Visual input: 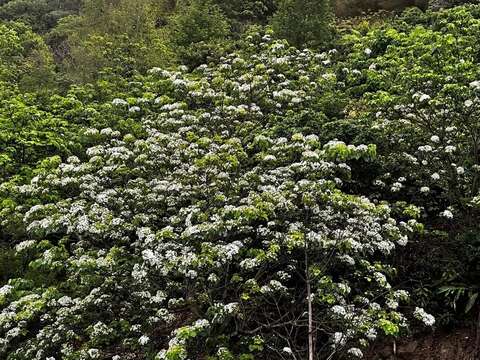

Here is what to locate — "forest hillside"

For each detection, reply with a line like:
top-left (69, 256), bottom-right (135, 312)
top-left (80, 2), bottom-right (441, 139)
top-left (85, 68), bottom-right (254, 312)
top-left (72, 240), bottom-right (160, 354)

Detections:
top-left (0, 0), bottom-right (480, 359)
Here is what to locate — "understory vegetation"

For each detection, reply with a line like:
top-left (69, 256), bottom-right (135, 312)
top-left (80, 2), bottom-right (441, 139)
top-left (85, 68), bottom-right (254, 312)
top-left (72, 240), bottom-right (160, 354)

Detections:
top-left (0, 0), bottom-right (479, 359)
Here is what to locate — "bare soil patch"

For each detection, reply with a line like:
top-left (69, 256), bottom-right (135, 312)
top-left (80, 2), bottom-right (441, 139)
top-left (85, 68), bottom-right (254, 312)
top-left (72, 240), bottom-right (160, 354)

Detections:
top-left (366, 328), bottom-right (478, 360)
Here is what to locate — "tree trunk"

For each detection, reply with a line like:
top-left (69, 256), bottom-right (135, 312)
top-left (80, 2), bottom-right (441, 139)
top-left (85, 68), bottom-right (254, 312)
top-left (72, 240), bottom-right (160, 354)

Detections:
top-left (305, 248), bottom-right (314, 360)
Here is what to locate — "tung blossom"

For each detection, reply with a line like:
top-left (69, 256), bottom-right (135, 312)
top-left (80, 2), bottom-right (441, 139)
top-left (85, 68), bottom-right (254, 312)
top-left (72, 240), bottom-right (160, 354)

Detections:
top-left (469, 80), bottom-right (480, 89)
top-left (413, 307), bottom-right (435, 326)
top-left (138, 335), bottom-right (150, 345)
top-left (420, 186), bottom-right (430, 194)
top-left (348, 348), bottom-right (364, 358)
top-left (445, 145), bottom-right (456, 153)
top-left (418, 93), bottom-right (431, 102)
top-left (112, 98), bottom-right (127, 106)
top-left (440, 209), bottom-right (453, 219)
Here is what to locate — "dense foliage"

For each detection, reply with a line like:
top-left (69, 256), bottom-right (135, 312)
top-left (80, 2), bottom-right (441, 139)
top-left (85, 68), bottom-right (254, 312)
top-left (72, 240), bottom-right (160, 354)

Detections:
top-left (0, 1), bottom-right (479, 359)
top-left (272, 0), bottom-right (334, 48)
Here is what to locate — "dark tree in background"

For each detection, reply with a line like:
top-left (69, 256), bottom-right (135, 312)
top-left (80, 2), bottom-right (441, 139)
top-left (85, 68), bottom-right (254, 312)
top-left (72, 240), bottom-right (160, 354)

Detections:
top-left (271, 0), bottom-right (334, 48)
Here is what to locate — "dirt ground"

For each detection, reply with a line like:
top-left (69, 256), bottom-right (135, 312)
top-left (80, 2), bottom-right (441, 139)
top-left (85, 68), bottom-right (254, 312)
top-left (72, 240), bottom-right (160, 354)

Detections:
top-left (365, 328), bottom-right (478, 360)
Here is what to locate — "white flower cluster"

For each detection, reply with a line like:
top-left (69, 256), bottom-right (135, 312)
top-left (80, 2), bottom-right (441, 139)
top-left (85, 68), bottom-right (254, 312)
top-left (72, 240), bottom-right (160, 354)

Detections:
top-left (413, 307), bottom-right (435, 327)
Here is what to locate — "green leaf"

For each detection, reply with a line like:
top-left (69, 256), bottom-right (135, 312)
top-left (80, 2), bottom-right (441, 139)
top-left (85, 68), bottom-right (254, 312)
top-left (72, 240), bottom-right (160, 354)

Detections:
top-left (465, 292), bottom-right (478, 314)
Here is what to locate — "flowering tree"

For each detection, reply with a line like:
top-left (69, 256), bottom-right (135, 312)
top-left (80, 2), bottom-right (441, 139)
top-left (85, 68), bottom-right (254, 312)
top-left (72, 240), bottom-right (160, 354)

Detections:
top-left (337, 5), bottom-right (480, 318)
top-left (0, 32), bottom-right (429, 359)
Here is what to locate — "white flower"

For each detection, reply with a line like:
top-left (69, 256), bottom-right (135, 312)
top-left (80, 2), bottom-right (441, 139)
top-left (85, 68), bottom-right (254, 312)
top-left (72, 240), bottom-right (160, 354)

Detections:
top-left (193, 319), bottom-right (209, 329)
top-left (302, 150), bottom-right (319, 159)
top-left (283, 347), bottom-right (293, 354)
top-left (148, 67), bottom-right (162, 74)
top-left (413, 307), bottom-right (435, 326)
top-left (223, 241), bottom-right (243, 260)
top-left (132, 264), bottom-right (147, 281)
top-left (92, 322), bottom-right (111, 337)
top-left (464, 99), bottom-right (473, 107)
top-left (331, 305), bottom-right (347, 316)
top-left (337, 283), bottom-right (351, 295)
top-left (469, 80), bottom-right (480, 89)
top-left (445, 145), bottom-right (456, 153)
top-left (386, 298), bottom-right (399, 309)
top-left (374, 272), bottom-right (388, 287)
top-left (57, 296), bottom-right (73, 306)
top-left (88, 349), bottom-right (100, 359)
top-left (365, 328), bottom-right (377, 341)
top-left (348, 347), bottom-right (364, 358)
top-left (391, 182), bottom-right (403, 192)
top-left (420, 186), bottom-right (430, 194)
top-left (338, 254), bottom-right (355, 265)
top-left (430, 135), bottom-right (440, 143)
top-left (240, 258), bottom-right (259, 270)
top-left (419, 94), bottom-right (431, 102)
top-left (397, 235), bottom-right (408, 246)
top-left (15, 240), bottom-right (36, 252)
top-left (457, 167), bottom-right (465, 175)
top-left (440, 209), bottom-right (453, 219)
top-left (224, 302), bottom-right (239, 314)
top-left (263, 154), bottom-right (277, 162)
top-left (418, 145), bottom-right (433, 152)
top-left (67, 155), bottom-right (80, 164)
top-left (216, 347), bottom-right (231, 357)
top-left (333, 332), bottom-right (346, 346)
top-left (138, 335), bottom-right (150, 345)
top-left (186, 270), bottom-right (197, 279)
top-left (156, 349), bottom-right (167, 359)
top-left (6, 327), bottom-right (21, 340)
top-left (0, 285), bottom-right (13, 296)
top-left (261, 280), bottom-right (287, 294)
top-left (100, 127), bottom-right (113, 136)
top-left (142, 249), bottom-right (160, 267)
top-left (112, 98), bottom-right (127, 106)
top-left (377, 240), bottom-right (395, 254)
top-left (431, 173), bottom-right (440, 180)
top-left (129, 106), bottom-right (141, 113)
top-left (364, 48), bottom-right (372, 56)
top-left (208, 273), bottom-right (219, 283)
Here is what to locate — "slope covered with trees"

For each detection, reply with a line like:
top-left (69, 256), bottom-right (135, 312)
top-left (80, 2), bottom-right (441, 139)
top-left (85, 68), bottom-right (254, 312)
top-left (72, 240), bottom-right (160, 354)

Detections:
top-left (0, 1), bottom-right (479, 359)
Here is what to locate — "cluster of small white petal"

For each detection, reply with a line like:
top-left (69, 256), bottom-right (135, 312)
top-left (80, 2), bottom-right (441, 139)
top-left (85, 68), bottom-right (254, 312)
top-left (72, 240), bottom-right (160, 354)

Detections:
top-left (413, 307), bottom-right (435, 327)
